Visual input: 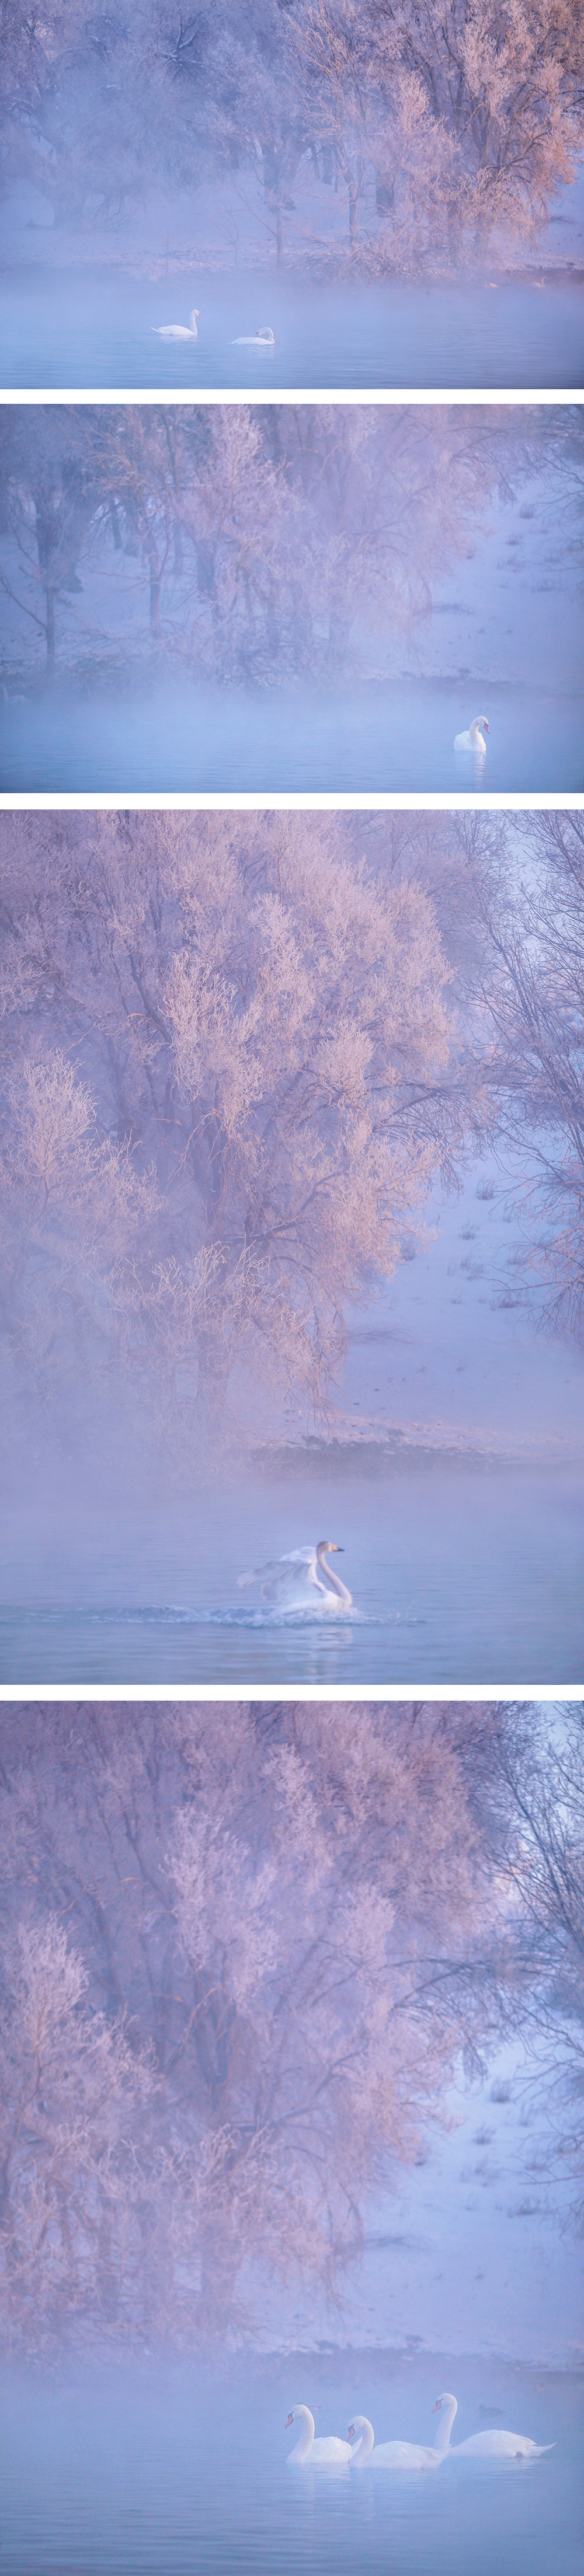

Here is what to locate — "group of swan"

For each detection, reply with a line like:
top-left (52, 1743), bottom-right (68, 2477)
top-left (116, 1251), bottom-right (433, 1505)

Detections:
top-left (238, 1538), bottom-right (353, 1611)
top-left (151, 310), bottom-right (276, 346)
top-left (454, 715), bottom-right (489, 754)
top-left (285, 2396), bottom-right (552, 2469)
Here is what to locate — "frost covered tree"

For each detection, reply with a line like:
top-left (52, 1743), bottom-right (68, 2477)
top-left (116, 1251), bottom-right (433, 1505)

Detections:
top-left (2, 399), bottom-right (554, 684)
top-left (0, 1698), bottom-right (511, 2347)
top-left (471, 812), bottom-right (584, 1345)
top-left (0, 1914), bottom-right (156, 2341)
top-left (0, 809), bottom-right (462, 1434)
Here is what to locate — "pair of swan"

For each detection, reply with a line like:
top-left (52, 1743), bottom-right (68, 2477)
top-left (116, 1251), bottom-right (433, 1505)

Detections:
top-left (454, 715), bottom-right (489, 754)
top-left (286, 2396), bottom-right (552, 2469)
top-left (151, 313), bottom-right (276, 346)
top-left (238, 1538), bottom-right (353, 1610)
top-left (152, 309), bottom-right (200, 340)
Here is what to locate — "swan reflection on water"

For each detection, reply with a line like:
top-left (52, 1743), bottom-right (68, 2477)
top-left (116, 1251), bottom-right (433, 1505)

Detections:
top-left (286, 2393), bottom-right (553, 2472)
top-left (237, 1537), bottom-right (353, 1611)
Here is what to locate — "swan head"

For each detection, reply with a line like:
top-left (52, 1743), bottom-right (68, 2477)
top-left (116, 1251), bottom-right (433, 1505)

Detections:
top-left (317, 1538), bottom-right (343, 1555)
top-left (286, 2406), bottom-right (311, 2427)
top-left (432, 2392), bottom-right (456, 2409)
top-left (189, 309), bottom-right (200, 325)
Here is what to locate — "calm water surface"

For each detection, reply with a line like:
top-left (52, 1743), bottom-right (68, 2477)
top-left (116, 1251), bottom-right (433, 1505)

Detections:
top-left (1, 1467), bottom-right (582, 1683)
top-left (1, 681), bottom-right (581, 793)
top-left (0, 2363), bottom-right (579, 2576)
top-left (1, 267), bottom-right (582, 387)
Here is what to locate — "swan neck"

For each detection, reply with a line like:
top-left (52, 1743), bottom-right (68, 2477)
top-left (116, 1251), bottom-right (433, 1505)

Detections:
top-left (434, 2398), bottom-right (457, 2452)
top-left (291, 2407), bottom-right (314, 2458)
top-left (317, 1545), bottom-right (348, 1601)
top-left (351, 2420), bottom-right (374, 2463)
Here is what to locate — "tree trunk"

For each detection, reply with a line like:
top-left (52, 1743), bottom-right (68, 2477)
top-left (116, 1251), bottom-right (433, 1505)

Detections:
top-left (46, 588), bottom-right (55, 671)
top-left (147, 542), bottom-right (162, 639)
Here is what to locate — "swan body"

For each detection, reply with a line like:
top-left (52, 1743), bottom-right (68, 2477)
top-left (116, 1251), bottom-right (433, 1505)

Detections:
top-left (348, 2396), bottom-right (457, 2470)
top-left (454, 716), bottom-right (489, 753)
top-left (432, 2393), bottom-right (553, 2460)
top-left (152, 308), bottom-right (200, 340)
top-left (232, 326), bottom-right (275, 345)
top-left (286, 2406), bottom-right (353, 2466)
top-left (238, 1539), bottom-right (353, 1610)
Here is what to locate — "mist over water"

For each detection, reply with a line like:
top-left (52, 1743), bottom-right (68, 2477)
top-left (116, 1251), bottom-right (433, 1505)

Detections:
top-left (1, 679), bottom-right (581, 794)
top-left (1, 1458), bottom-right (582, 1684)
top-left (1, 266), bottom-right (582, 390)
top-left (0, 2360), bottom-right (580, 2576)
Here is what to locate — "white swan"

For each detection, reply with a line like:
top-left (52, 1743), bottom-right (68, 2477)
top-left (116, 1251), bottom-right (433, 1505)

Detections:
top-left (347, 2397), bottom-right (456, 2470)
top-left (152, 308), bottom-right (200, 340)
top-left (432, 2392), bottom-right (553, 2459)
top-left (238, 1538), bottom-right (353, 1610)
top-left (232, 326), bottom-right (275, 345)
top-left (454, 716), bottom-right (489, 753)
top-left (286, 2406), bottom-right (353, 2466)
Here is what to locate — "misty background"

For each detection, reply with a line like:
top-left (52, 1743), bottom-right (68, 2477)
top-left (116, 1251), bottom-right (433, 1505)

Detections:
top-left (1, 0), bottom-right (583, 387)
top-left (0, 404), bottom-right (582, 792)
top-left (1, 807), bottom-right (583, 1680)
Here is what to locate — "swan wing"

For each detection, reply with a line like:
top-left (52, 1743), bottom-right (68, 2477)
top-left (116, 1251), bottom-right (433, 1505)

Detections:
top-left (371, 2441), bottom-right (440, 2469)
top-left (311, 2435), bottom-right (352, 2462)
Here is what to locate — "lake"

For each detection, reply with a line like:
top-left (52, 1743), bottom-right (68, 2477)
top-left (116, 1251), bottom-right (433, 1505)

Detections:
top-left (1, 265), bottom-right (582, 388)
top-left (0, 2359), bottom-right (579, 2576)
top-left (1, 678), bottom-right (582, 793)
top-left (1, 1464), bottom-right (582, 1684)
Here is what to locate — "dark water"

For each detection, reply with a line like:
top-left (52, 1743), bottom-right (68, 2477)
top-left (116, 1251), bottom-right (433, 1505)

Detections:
top-left (1, 265), bottom-right (583, 388)
top-left (0, 2362), bottom-right (580, 2576)
top-left (1, 1467), bottom-right (582, 1683)
top-left (1, 679), bottom-right (581, 793)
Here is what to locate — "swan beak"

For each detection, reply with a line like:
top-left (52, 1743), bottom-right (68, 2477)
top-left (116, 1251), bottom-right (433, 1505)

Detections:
top-left (483, 720), bottom-right (489, 732)
top-left (432, 2402), bottom-right (441, 2413)
top-left (285, 2413), bottom-right (294, 2428)
top-left (348, 2424), bottom-right (356, 2439)
top-left (333, 1545), bottom-right (344, 1552)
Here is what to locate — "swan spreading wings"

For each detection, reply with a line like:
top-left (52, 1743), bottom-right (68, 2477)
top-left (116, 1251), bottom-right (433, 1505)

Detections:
top-left (454, 715), bottom-right (489, 753)
top-left (238, 1538), bottom-right (352, 1610)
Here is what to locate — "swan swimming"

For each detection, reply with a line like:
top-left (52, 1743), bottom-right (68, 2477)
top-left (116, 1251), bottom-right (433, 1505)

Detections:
top-left (454, 716), bottom-right (489, 753)
top-left (347, 2397), bottom-right (456, 2470)
top-left (232, 326), bottom-right (275, 345)
top-left (237, 1539), bottom-right (353, 1610)
top-left (152, 308), bottom-right (200, 340)
top-left (286, 2406), bottom-right (353, 2466)
top-left (432, 2393), bottom-right (554, 2460)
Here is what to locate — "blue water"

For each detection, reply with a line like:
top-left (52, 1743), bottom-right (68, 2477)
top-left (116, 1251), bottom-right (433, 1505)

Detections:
top-left (1, 265), bottom-right (582, 388)
top-left (1, 679), bottom-right (581, 792)
top-left (1, 1467), bottom-right (582, 1683)
top-left (0, 2362), bottom-right (579, 2576)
